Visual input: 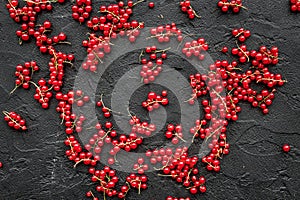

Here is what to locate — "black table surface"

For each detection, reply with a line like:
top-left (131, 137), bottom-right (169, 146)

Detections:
top-left (0, 0), bottom-right (300, 199)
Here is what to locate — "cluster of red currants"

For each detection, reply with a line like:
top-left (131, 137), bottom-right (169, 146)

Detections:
top-left (72, 0), bottom-right (92, 23)
top-left (165, 124), bottom-right (185, 145)
top-left (133, 157), bottom-right (149, 174)
top-left (111, 132), bottom-right (143, 153)
top-left (232, 28), bottom-right (251, 42)
top-left (6, 0), bottom-right (74, 110)
top-left (90, 166), bottom-right (120, 198)
top-left (201, 133), bottom-right (229, 172)
top-left (129, 115), bottom-right (156, 136)
top-left (187, 73), bottom-right (208, 105)
top-left (11, 61), bottom-right (39, 93)
top-left (145, 146), bottom-right (180, 166)
top-left (149, 23), bottom-right (183, 43)
top-left (142, 91), bottom-right (169, 111)
top-left (159, 151), bottom-right (206, 194)
top-left (96, 95), bottom-right (112, 118)
top-left (82, 33), bottom-right (110, 72)
top-left (217, 0), bottom-right (246, 13)
top-left (32, 78), bottom-right (52, 109)
top-left (290, 0), bottom-right (300, 12)
top-left (139, 46), bottom-right (168, 84)
top-left (7, 0), bottom-right (65, 23)
top-left (182, 38), bottom-right (209, 60)
top-left (179, 0), bottom-right (200, 19)
top-left (3, 111), bottom-right (27, 131)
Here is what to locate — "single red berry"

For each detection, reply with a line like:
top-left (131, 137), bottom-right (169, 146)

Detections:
top-left (282, 144), bottom-right (290, 152)
top-left (148, 2), bottom-right (155, 8)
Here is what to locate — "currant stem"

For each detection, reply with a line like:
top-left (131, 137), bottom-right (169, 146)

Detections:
top-left (174, 133), bottom-right (186, 142)
top-left (257, 78), bottom-right (287, 83)
top-left (190, 5), bottom-right (201, 18)
top-left (92, 50), bottom-right (104, 63)
top-left (212, 89), bottom-right (228, 112)
top-left (205, 126), bottom-right (222, 142)
top-left (99, 10), bottom-right (120, 20)
top-left (10, 84), bottom-right (20, 95)
top-left (132, 0), bottom-right (145, 7)
top-left (192, 122), bottom-right (203, 143)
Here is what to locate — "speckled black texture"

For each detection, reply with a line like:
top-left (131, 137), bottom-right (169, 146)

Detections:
top-left (0, 0), bottom-right (300, 199)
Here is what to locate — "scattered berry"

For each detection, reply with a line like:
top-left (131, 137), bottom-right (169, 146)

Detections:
top-left (282, 144), bottom-right (291, 152)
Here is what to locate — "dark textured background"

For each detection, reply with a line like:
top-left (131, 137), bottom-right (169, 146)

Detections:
top-left (0, 0), bottom-right (300, 199)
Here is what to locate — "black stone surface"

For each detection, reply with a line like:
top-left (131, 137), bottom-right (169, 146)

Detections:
top-left (0, 0), bottom-right (300, 199)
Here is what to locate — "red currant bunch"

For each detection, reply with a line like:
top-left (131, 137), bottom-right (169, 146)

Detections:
top-left (56, 92), bottom-right (76, 124)
top-left (25, 0), bottom-right (65, 12)
top-left (11, 61), bottom-right (39, 93)
top-left (73, 151), bottom-right (97, 168)
top-left (232, 27), bottom-right (251, 42)
top-left (32, 79), bottom-right (53, 109)
top-left (187, 73), bottom-right (208, 105)
top-left (160, 153), bottom-right (206, 194)
top-left (91, 166), bottom-right (119, 198)
top-left (179, 0), bottom-right (200, 19)
top-left (125, 173), bottom-right (148, 191)
top-left (217, 0), bottom-right (246, 13)
top-left (84, 122), bottom-right (116, 159)
top-left (6, 0), bottom-right (37, 23)
top-left (3, 111), bottom-right (27, 131)
top-left (129, 115), bottom-right (156, 136)
top-left (82, 34), bottom-right (111, 72)
top-left (47, 49), bottom-right (74, 91)
top-left (142, 91), bottom-right (169, 111)
top-left (182, 38), bottom-right (209, 60)
top-left (133, 157), bottom-right (149, 174)
top-left (189, 119), bottom-right (207, 140)
top-left (64, 135), bottom-right (84, 161)
top-left (231, 43), bottom-right (250, 63)
top-left (290, 0), bottom-right (300, 12)
top-left (72, 0), bottom-right (92, 23)
top-left (149, 23), bottom-right (183, 43)
top-left (250, 46), bottom-right (280, 68)
top-left (85, 1), bottom-right (144, 42)
top-left (145, 147), bottom-right (177, 167)
top-left (139, 46), bottom-right (168, 84)
top-left (112, 133), bottom-right (143, 153)
top-left (96, 95), bottom-right (112, 118)
top-left (165, 124), bottom-right (185, 144)
top-left (202, 133), bottom-right (229, 172)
